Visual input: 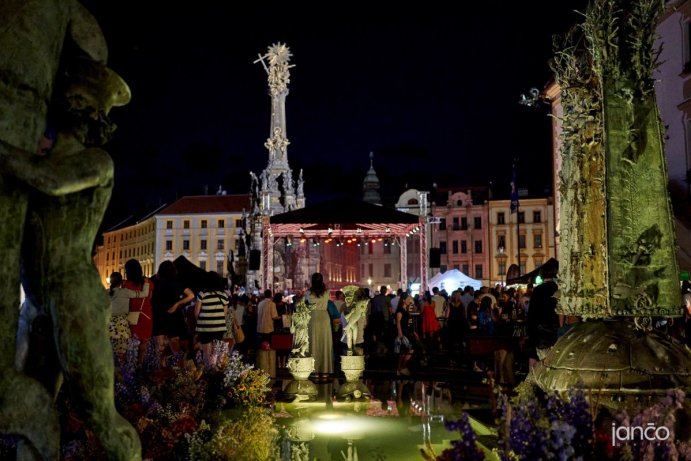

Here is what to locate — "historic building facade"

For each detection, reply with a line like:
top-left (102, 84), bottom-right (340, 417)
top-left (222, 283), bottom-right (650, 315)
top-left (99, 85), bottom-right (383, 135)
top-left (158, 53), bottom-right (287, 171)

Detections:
top-left (96, 195), bottom-right (250, 287)
top-left (430, 189), bottom-right (490, 286)
top-left (487, 197), bottom-right (556, 286)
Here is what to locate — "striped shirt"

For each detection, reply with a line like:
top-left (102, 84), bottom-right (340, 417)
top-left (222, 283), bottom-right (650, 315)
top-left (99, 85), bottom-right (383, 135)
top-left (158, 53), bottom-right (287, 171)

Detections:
top-left (196, 291), bottom-right (229, 333)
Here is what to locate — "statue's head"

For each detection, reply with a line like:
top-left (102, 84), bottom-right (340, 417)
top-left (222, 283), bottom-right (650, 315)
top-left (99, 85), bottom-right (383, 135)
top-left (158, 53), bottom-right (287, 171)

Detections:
top-left (52, 56), bottom-right (131, 146)
top-left (342, 285), bottom-right (368, 311)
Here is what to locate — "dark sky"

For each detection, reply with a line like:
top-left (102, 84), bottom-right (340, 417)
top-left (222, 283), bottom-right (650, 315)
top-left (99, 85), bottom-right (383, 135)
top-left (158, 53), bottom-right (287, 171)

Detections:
top-left (81, 2), bottom-right (590, 230)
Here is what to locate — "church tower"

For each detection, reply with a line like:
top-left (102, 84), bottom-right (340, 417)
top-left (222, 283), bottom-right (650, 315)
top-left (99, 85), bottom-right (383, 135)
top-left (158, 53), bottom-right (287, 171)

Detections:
top-left (362, 152), bottom-right (382, 205)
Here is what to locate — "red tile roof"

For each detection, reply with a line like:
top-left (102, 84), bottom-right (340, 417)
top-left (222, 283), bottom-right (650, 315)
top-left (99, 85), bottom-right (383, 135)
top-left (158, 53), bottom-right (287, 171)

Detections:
top-left (158, 195), bottom-right (251, 215)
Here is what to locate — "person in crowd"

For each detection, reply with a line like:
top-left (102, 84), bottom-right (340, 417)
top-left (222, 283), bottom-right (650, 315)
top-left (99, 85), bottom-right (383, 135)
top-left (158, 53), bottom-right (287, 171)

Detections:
top-left (421, 291), bottom-right (440, 340)
top-left (394, 293), bottom-right (415, 376)
top-left (150, 260), bottom-right (195, 364)
top-left (273, 293), bottom-right (287, 332)
top-left (525, 263), bottom-right (560, 370)
top-left (195, 271), bottom-right (229, 368)
top-left (446, 289), bottom-right (466, 353)
top-left (431, 287), bottom-right (447, 321)
top-left (477, 296), bottom-right (495, 336)
top-left (369, 285), bottom-right (391, 344)
top-left (461, 286), bottom-right (475, 318)
top-left (332, 290), bottom-right (346, 358)
top-left (466, 291), bottom-right (482, 333)
top-left (256, 289), bottom-right (279, 349)
top-left (123, 259), bottom-right (154, 364)
top-left (107, 271), bottom-right (149, 362)
top-left (306, 272), bottom-right (337, 378)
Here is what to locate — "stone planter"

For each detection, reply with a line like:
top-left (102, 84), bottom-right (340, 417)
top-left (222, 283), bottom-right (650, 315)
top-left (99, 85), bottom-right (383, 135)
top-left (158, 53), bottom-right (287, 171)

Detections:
top-left (340, 355), bottom-right (365, 382)
top-left (287, 356), bottom-right (315, 381)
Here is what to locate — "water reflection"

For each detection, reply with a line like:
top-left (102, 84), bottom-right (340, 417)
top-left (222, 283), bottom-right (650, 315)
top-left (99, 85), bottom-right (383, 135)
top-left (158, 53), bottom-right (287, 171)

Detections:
top-left (274, 377), bottom-right (487, 461)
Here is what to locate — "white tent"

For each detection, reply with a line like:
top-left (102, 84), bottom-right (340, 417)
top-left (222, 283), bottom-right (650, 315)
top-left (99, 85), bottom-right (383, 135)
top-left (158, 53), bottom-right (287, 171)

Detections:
top-left (428, 269), bottom-right (483, 293)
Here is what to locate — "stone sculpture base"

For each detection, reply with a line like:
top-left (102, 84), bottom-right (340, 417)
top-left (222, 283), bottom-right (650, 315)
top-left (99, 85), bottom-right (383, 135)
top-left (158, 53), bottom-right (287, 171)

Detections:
top-left (531, 319), bottom-right (691, 414)
top-left (337, 355), bottom-right (370, 401)
top-left (282, 357), bottom-right (317, 402)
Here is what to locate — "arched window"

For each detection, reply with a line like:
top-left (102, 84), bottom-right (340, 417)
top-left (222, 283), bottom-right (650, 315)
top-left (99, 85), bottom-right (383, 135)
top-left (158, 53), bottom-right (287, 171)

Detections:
top-left (408, 198), bottom-right (419, 205)
top-left (456, 200), bottom-right (463, 206)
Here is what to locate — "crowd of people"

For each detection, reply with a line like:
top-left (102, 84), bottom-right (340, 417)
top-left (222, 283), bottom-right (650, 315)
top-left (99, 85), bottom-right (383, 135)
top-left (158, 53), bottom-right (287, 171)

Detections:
top-left (106, 259), bottom-right (691, 385)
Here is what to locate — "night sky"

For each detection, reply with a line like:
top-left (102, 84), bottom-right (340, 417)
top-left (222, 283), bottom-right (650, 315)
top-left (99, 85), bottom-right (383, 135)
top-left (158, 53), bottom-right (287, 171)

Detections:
top-left (80, 2), bottom-right (590, 230)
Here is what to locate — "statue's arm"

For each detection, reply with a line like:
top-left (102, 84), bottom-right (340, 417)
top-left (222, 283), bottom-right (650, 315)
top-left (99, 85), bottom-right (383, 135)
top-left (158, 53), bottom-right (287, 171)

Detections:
top-left (0, 141), bottom-right (113, 195)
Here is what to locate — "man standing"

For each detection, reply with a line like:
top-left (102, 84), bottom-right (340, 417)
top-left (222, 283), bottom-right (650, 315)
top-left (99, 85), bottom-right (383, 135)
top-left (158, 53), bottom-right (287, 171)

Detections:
top-left (256, 289), bottom-right (279, 348)
top-left (431, 287), bottom-right (447, 321)
top-left (369, 286), bottom-right (391, 344)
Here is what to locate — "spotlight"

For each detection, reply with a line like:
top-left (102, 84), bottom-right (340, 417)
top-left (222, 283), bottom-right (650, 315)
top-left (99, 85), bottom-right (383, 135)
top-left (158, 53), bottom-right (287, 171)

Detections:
top-left (286, 236), bottom-right (293, 247)
top-left (385, 226), bottom-right (391, 233)
top-left (312, 238), bottom-right (320, 247)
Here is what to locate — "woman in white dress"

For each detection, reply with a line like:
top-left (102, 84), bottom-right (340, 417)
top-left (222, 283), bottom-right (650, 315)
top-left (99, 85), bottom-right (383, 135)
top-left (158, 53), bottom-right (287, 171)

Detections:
top-left (307, 272), bottom-right (334, 377)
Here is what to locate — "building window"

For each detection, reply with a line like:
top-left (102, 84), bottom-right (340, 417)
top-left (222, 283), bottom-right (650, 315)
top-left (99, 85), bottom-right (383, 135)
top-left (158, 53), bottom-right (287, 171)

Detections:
top-left (534, 233), bottom-right (542, 249)
top-left (461, 240), bottom-right (467, 254)
top-left (453, 264), bottom-right (460, 270)
top-left (499, 261), bottom-right (506, 276)
top-left (456, 200), bottom-right (463, 206)
top-left (384, 263), bottom-right (392, 278)
top-left (474, 240), bottom-right (482, 254)
top-left (199, 260), bottom-right (207, 271)
top-left (461, 217), bottom-right (468, 230)
top-left (216, 260), bottom-right (224, 275)
top-left (368, 242), bottom-right (373, 254)
top-left (408, 198), bottom-right (418, 205)
top-left (533, 211), bottom-right (541, 223)
top-left (520, 263), bottom-right (526, 275)
top-left (475, 264), bottom-right (483, 279)
top-left (498, 235), bottom-right (506, 248)
top-left (497, 212), bottom-right (505, 225)
top-left (183, 239), bottom-right (190, 250)
top-left (217, 239), bottom-right (224, 250)
top-left (439, 218), bottom-right (446, 230)
top-left (452, 240), bottom-right (459, 254)
top-left (474, 217), bottom-right (482, 229)
top-left (368, 264), bottom-right (373, 277)
top-left (166, 220), bottom-right (173, 229)
top-left (452, 217), bottom-right (460, 230)
top-left (201, 220), bottom-right (207, 229)
top-left (517, 212), bottom-right (525, 224)
top-left (518, 235), bottom-right (526, 249)
top-left (462, 264), bottom-right (469, 275)
top-left (200, 239), bottom-right (207, 251)
top-left (535, 260), bottom-right (543, 268)
top-left (235, 219), bottom-right (242, 227)
top-left (218, 219), bottom-right (225, 228)
top-left (183, 220), bottom-right (190, 229)
top-left (440, 264), bottom-right (448, 272)
top-left (440, 241), bottom-right (447, 254)
top-left (384, 244), bottom-right (391, 255)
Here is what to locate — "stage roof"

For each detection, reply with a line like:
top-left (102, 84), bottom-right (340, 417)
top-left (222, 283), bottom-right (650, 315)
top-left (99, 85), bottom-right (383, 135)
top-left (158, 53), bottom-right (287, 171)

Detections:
top-left (268, 198), bottom-right (421, 237)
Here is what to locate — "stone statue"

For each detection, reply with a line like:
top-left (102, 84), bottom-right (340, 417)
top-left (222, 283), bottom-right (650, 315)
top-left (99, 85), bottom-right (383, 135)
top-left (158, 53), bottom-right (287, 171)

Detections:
top-left (340, 286), bottom-right (368, 354)
top-left (290, 295), bottom-right (312, 358)
top-left (0, 1), bottom-right (140, 460)
top-left (297, 169), bottom-right (304, 196)
top-left (249, 171), bottom-right (259, 198)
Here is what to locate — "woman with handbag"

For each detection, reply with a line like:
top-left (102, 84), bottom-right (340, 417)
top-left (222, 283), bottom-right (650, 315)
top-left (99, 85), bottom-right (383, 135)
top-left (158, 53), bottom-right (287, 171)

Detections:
top-left (123, 259), bottom-right (154, 365)
top-left (107, 271), bottom-right (149, 362)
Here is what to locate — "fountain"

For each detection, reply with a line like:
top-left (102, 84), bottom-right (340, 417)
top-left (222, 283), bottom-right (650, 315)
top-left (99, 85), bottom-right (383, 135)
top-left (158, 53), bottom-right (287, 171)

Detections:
top-left (531, 0), bottom-right (691, 412)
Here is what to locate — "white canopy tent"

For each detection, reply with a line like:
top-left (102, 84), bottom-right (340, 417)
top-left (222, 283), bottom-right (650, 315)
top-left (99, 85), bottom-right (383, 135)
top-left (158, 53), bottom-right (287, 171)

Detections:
top-left (428, 269), bottom-right (483, 293)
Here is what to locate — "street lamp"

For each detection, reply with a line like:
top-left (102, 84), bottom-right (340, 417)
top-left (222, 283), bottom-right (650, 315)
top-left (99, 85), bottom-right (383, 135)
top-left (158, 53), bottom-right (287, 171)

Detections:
top-left (499, 245), bottom-right (505, 287)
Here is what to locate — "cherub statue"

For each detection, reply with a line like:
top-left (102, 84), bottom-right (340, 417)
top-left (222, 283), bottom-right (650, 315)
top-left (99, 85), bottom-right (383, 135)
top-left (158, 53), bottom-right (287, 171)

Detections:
top-left (290, 295), bottom-right (312, 357)
top-left (341, 285), bottom-right (369, 355)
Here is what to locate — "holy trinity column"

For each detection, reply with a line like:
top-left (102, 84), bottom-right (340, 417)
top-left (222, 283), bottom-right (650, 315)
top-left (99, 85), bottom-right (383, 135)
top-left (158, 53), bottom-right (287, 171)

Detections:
top-left (247, 43), bottom-right (306, 292)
